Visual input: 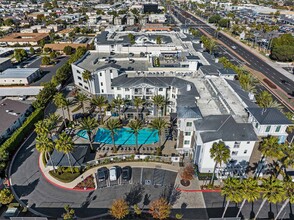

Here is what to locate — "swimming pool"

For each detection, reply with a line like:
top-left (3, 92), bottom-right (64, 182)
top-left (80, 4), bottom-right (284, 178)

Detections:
top-left (77, 127), bottom-right (159, 145)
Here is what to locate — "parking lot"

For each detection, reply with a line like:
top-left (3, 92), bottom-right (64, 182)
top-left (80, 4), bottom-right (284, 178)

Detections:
top-left (96, 167), bottom-right (177, 189)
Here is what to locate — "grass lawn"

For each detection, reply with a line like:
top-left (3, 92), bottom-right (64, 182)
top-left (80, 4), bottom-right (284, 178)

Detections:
top-left (49, 171), bottom-right (80, 183)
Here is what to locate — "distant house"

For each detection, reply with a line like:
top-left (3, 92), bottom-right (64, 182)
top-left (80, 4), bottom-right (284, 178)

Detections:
top-left (247, 107), bottom-right (293, 143)
top-left (0, 98), bottom-right (33, 143)
top-left (0, 33), bottom-right (49, 46)
top-left (0, 68), bottom-right (41, 85)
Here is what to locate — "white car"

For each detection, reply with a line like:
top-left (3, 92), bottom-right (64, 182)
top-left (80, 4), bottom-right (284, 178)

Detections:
top-left (109, 167), bottom-right (118, 181)
top-left (231, 46), bottom-right (237, 50)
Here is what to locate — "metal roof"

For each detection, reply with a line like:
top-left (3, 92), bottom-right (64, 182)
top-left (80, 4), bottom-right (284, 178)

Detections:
top-left (0, 68), bottom-right (39, 78)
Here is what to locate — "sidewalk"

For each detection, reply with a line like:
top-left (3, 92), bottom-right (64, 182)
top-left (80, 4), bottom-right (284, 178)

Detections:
top-left (39, 153), bottom-right (180, 190)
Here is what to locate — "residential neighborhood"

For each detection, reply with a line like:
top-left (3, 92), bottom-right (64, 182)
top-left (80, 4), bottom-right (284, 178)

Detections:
top-left (0, 0), bottom-right (293, 219)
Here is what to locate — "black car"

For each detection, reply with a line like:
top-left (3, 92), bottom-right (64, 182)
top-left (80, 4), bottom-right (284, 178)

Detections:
top-left (97, 167), bottom-right (109, 182)
top-left (122, 166), bottom-right (132, 181)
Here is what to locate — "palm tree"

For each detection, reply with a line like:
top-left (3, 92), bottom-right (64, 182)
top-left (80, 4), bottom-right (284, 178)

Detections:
top-left (133, 97), bottom-right (144, 119)
top-left (36, 134), bottom-right (56, 172)
top-left (55, 132), bottom-right (74, 173)
top-left (256, 91), bottom-right (273, 108)
top-left (149, 118), bottom-right (168, 152)
top-left (255, 177), bottom-right (286, 220)
top-left (104, 119), bottom-right (121, 153)
top-left (46, 113), bottom-right (61, 137)
top-left (155, 36), bottom-right (162, 44)
top-left (274, 176), bottom-right (294, 220)
top-left (259, 136), bottom-right (283, 162)
top-left (82, 70), bottom-right (92, 93)
top-left (208, 40), bottom-right (217, 54)
top-left (91, 96), bottom-right (107, 123)
top-left (64, 98), bottom-right (74, 121)
top-left (112, 97), bottom-right (124, 119)
top-left (76, 92), bottom-right (88, 114)
top-left (78, 117), bottom-right (98, 152)
top-left (152, 95), bottom-right (165, 117)
top-left (34, 120), bottom-right (50, 136)
top-left (237, 177), bottom-right (261, 217)
top-left (53, 92), bottom-right (67, 127)
top-left (209, 141), bottom-right (231, 186)
top-left (128, 119), bottom-right (143, 152)
top-left (221, 178), bottom-right (243, 218)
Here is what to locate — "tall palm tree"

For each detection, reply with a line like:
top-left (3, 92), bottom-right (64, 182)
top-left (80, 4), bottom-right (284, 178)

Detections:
top-left (46, 113), bottom-right (61, 137)
top-left (259, 136), bottom-right (283, 161)
top-left (221, 178), bottom-right (243, 218)
top-left (149, 118), bottom-right (168, 151)
top-left (274, 176), bottom-right (294, 220)
top-left (152, 95), bottom-right (165, 117)
top-left (82, 70), bottom-right (92, 93)
top-left (208, 40), bottom-right (217, 54)
top-left (104, 119), bottom-right (121, 153)
top-left (53, 92), bottom-right (67, 127)
top-left (55, 132), bottom-right (74, 173)
top-left (91, 96), bottom-right (107, 123)
top-left (133, 97), bottom-right (144, 119)
top-left (78, 117), bottom-right (98, 152)
top-left (237, 177), bottom-right (261, 217)
top-left (112, 97), bottom-right (124, 119)
top-left (76, 92), bottom-right (88, 114)
top-left (34, 120), bottom-right (50, 136)
top-left (256, 91), bottom-right (273, 108)
top-left (64, 98), bottom-right (74, 121)
top-left (36, 134), bottom-right (55, 172)
top-left (209, 141), bottom-right (231, 186)
top-left (128, 119), bottom-right (143, 152)
top-left (255, 177), bottom-right (286, 220)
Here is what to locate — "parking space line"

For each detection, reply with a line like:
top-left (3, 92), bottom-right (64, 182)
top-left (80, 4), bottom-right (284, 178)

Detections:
top-left (140, 168), bottom-right (143, 185)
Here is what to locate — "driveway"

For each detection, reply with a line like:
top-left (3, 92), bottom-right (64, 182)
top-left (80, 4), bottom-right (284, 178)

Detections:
top-left (9, 133), bottom-right (178, 218)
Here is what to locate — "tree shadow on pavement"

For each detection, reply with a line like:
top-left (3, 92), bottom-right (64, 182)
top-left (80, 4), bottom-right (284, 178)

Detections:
top-left (13, 179), bottom-right (40, 198)
top-left (125, 184), bottom-right (145, 206)
top-left (160, 184), bottom-right (181, 205)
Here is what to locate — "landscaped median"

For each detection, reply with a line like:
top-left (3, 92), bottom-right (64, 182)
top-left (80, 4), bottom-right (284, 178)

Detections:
top-left (39, 153), bottom-right (180, 191)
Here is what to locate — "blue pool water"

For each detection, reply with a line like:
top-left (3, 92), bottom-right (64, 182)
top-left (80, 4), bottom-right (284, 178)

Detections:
top-left (77, 127), bottom-right (159, 145)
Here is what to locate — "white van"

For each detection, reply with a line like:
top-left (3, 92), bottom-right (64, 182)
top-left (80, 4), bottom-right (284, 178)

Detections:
top-left (109, 167), bottom-right (117, 181)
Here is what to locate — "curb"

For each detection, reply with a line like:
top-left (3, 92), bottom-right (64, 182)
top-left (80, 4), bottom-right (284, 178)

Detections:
top-left (176, 188), bottom-right (221, 193)
top-left (38, 154), bottom-right (95, 192)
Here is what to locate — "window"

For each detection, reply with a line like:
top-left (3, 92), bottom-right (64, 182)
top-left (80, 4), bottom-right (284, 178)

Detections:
top-left (232, 151), bottom-right (238, 156)
top-left (99, 72), bottom-right (102, 76)
top-left (185, 132), bottom-right (191, 136)
top-left (125, 95), bottom-right (130, 99)
top-left (110, 69), bottom-right (113, 73)
top-left (101, 82), bottom-right (103, 86)
top-left (265, 126), bottom-right (271, 132)
top-left (101, 89), bottom-right (104, 93)
top-left (244, 150), bottom-right (247, 154)
top-left (117, 87), bottom-right (121, 90)
top-left (111, 87), bottom-right (114, 90)
top-left (255, 123), bottom-right (259, 128)
top-left (78, 76), bottom-right (82, 80)
top-left (247, 141), bottom-right (250, 144)
top-left (79, 83), bottom-right (83, 86)
top-left (184, 140), bottom-right (190, 145)
top-left (275, 126), bottom-right (281, 132)
top-left (77, 70), bottom-right (80, 74)
top-left (186, 122), bottom-right (192, 127)
top-left (84, 86), bottom-right (89, 90)
top-left (234, 141), bottom-right (240, 148)
top-left (159, 88), bottom-right (163, 91)
top-left (125, 88), bottom-right (130, 92)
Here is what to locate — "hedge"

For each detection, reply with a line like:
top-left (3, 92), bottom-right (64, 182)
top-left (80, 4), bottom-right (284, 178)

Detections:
top-left (0, 108), bottom-right (44, 154)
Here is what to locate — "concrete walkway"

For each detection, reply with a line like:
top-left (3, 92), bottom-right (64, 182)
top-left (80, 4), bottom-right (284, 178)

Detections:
top-left (39, 153), bottom-right (180, 190)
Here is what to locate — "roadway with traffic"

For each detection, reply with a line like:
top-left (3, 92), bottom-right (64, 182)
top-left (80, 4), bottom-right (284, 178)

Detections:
top-left (173, 6), bottom-right (294, 100)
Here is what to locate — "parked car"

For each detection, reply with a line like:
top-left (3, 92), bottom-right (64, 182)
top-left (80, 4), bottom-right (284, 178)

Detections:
top-left (109, 166), bottom-right (120, 181)
top-left (122, 166), bottom-right (132, 181)
top-left (97, 167), bottom-right (109, 182)
top-left (231, 46), bottom-right (237, 50)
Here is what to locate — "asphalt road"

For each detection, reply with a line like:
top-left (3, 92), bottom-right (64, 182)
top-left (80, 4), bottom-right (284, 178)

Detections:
top-left (173, 6), bottom-right (294, 97)
top-left (9, 133), bottom-right (178, 218)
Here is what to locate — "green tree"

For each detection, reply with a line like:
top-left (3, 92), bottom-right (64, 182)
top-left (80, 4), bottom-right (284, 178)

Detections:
top-left (50, 51), bottom-right (57, 60)
top-left (36, 134), bottom-right (55, 171)
top-left (128, 33), bottom-right (135, 45)
top-left (156, 36), bottom-right (162, 44)
top-left (104, 119), bottom-right (122, 152)
top-left (29, 47), bottom-right (35, 55)
top-left (75, 92), bottom-right (88, 113)
top-left (91, 96), bottom-right (107, 123)
top-left (218, 18), bottom-right (229, 28)
top-left (111, 97), bottom-right (124, 119)
top-left (42, 56), bottom-right (51, 65)
top-left (255, 91), bottom-right (273, 108)
top-left (149, 118), bottom-right (168, 153)
top-left (259, 136), bottom-right (283, 161)
top-left (270, 34), bottom-right (294, 62)
top-left (63, 98), bottom-right (74, 121)
top-left (82, 70), bottom-right (92, 93)
top-left (53, 92), bottom-right (67, 127)
top-left (208, 14), bottom-right (221, 23)
top-left (63, 46), bottom-right (74, 55)
top-left (128, 119), bottom-right (143, 151)
top-left (55, 132), bottom-right (74, 173)
top-left (255, 178), bottom-right (286, 219)
top-left (4, 18), bottom-right (14, 26)
top-left (0, 189), bottom-right (14, 205)
top-left (221, 178), bottom-right (243, 218)
top-left (209, 141), bottom-right (230, 186)
top-left (133, 97), bottom-right (144, 119)
top-left (109, 198), bottom-right (130, 219)
top-left (78, 117), bottom-right (98, 152)
top-left (152, 95), bottom-right (165, 117)
top-left (63, 204), bottom-right (75, 220)
top-left (237, 177), bottom-right (260, 217)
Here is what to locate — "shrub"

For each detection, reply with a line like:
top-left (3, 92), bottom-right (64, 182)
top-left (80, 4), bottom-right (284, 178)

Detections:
top-left (41, 56), bottom-right (51, 65)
